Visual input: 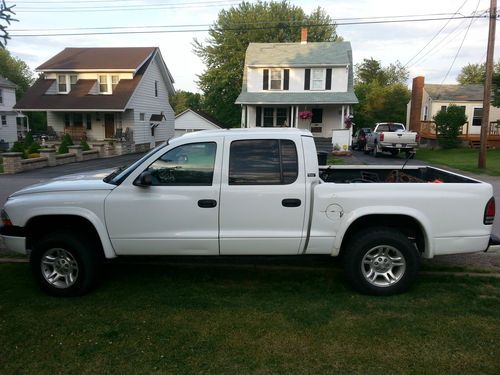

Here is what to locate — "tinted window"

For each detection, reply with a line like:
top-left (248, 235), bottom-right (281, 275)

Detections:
top-left (229, 139), bottom-right (298, 185)
top-left (147, 142), bottom-right (216, 186)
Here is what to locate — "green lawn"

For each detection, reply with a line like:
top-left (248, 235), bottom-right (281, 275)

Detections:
top-left (416, 148), bottom-right (500, 176)
top-left (1, 263), bottom-right (499, 374)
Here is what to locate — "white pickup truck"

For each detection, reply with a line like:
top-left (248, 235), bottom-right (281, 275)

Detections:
top-left (1, 129), bottom-right (498, 296)
top-left (365, 122), bottom-right (419, 157)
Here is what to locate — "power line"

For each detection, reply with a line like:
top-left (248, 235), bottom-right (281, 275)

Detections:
top-left (403, 0), bottom-right (469, 67)
top-left (440, 0), bottom-right (482, 84)
top-left (8, 12), bottom-right (464, 32)
top-left (10, 15), bottom-right (488, 37)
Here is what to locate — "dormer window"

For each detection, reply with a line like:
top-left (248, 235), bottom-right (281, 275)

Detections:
top-left (99, 75), bottom-right (108, 93)
top-left (112, 75), bottom-right (119, 92)
top-left (311, 69), bottom-right (325, 90)
top-left (70, 75), bottom-right (78, 90)
top-left (270, 69), bottom-right (281, 90)
top-left (58, 75), bottom-right (67, 93)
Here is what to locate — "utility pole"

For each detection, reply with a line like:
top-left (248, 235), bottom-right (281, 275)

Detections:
top-left (479, 0), bottom-right (497, 168)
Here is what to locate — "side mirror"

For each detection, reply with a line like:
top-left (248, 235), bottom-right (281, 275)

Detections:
top-left (135, 171), bottom-right (153, 187)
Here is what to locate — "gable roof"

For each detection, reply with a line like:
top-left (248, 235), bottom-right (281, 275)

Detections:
top-left (0, 75), bottom-right (17, 89)
top-left (245, 42), bottom-right (353, 66)
top-left (36, 47), bottom-right (156, 71)
top-left (15, 52), bottom-right (154, 111)
top-left (424, 84), bottom-right (484, 101)
top-left (175, 109), bottom-right (223, 128)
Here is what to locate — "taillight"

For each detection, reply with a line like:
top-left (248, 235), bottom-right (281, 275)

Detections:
top-left (484, 197), bottom-right (495, 225)
top-left (0, 209), bottom-right (12, 226)
top-left (379, 133), bottom-right (384, 141)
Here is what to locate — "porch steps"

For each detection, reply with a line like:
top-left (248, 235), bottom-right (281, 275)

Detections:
top-left (469, 140), bottom-right (492, 149)
top-left (314, 137), bottom-right (333, 153)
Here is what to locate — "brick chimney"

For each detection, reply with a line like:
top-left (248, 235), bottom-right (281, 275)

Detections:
top-left (301, 27), bottom-right (308, 44)
top-left (409, 76), bottom-right (424, 132)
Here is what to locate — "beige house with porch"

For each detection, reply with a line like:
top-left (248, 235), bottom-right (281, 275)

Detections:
top-left (15, 47), bottom-right (175, 150)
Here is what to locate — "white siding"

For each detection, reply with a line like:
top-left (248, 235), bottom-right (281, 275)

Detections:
top-left (175, 110), bottom-right (220, 133)
top-left (0, 86), bottom-right (18, 146)
top-left (127, 53), bottom-right (175, 147)
top-left (246, 67), bottom-right (349, 93)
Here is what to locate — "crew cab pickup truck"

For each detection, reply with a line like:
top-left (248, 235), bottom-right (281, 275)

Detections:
top-left (1, 129), bottom-right (498, 296)
top-left (365, 122), bottom-right (419, 157)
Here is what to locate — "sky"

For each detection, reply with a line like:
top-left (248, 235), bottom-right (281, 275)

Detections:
top-left (3, 0), bottom-right (499, 92)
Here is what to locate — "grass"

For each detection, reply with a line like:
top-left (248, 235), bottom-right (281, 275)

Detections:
top-left (1, 263), bottom-right (499, 374)
top-left (416, 148), bottom-right (500, 176)
top-left (326, 155), bottom-right (345, 165)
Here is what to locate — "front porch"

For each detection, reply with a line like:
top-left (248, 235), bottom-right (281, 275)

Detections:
top-left (241, 104), bottom-right (353, 138)
top-left (418, 121), bottom-right (500, 147)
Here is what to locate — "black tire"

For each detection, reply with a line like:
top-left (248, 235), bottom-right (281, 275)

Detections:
top-left (390, 150), bottom-right (398, 156)
top-left (343, 228), bottom-right (420, 296)
top-left (30, 231), bottom-right (102, 297)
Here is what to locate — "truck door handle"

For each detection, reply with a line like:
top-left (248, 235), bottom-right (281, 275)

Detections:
top-left (198, 199), bottom-right (217, 208)
top-left (282, 199), bottom-right (301, 207)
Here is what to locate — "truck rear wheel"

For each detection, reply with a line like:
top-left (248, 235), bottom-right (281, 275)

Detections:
top-left (343, 228), bottom-right (420, 295)
top-left (30, 231), bottom-right (102, 297)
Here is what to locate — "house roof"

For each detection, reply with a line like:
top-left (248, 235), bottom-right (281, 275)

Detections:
top-left (15, 53), bottom-right (154, 111)
top-left (235, 91), bottom-right (358, 105)
top-left (424, 84), bottom-right (484, 101)
top-left (245, 42), bottom-right (353, 66)
top-left (36, 47), bottom-right (157, 71)
top-left (0, 75), bottom-right (17, 89)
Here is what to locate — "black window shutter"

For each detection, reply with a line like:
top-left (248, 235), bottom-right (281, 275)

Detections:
top-left (263, 69), bottom-right (269, 90)
top-left (325, 68), bottom-right (332, 90)
top-left (283, 69), bottom-right (290, 90)
top-left (312, 108), bottom-right (323, 123)
top-left (256, 106), bottom-right (262, 126)
top-left (304, 69), bottom-right (310, 90)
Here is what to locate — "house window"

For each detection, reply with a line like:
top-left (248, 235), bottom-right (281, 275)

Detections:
top-left (263, 108), bottom-right (274, 127)
top-left (70, 75), bottom-right (78, 90)
top-left (154, 80), bottom-right (158, 97)
top-left (1, 115), bottom-right (6, 126)
top-left (112, 75), bottom-right (119, 92)
top-left (73, 113), bottom-right (83, 127)
top-left (440, 105), bottom-right (447, 112)
top-left (58, 75), bottom-right (67, 93)
top-left (311, 68), bottom-right (325, 90)
top-left (0, 89), bottom-right (3, 104)
top-left (64, 113), bottom-right (71, 127)
top-left (259, 107), bottom-right (289, 127)
top-left (99, 75), bottom-right (108, 93)
top-left (139, 113), bottom-right (145, 121)
top-left (86, 113), bottom-right (92, 130)
top-left (270, 69), bottom-right (282, 90)
top-left (276, 108), bottom-right (287, 126)
top-left (423, 106), bottom-right (428, 121)
top-left (472, 108), bottom-right (483, 126)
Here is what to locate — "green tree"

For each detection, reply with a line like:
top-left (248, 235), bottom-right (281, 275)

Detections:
top-left (353, 59), bottom-right (410, 128)
top-left (457, 61), bottom-right (500, 84)
top-left (169, 90), bottom-right (204, 115)
top-left (433, 105), bottom-right (467, 149)
top-left (194, 0), bottom-right (340, 127)
top-left (0, 48), bottom-right (32, 98)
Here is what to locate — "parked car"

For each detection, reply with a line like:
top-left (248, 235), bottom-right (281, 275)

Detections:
top-left (1, 129), bottom-right (498, 297)
top-left (351, 128), bottom-right (372, 150)
top-left (365, 122), bottom-right (419, 157)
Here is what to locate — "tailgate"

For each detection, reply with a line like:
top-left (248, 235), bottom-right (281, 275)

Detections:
top-left (383, 132), bottom-right (417, 144)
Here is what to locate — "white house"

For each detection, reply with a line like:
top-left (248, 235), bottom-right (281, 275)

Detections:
top-left (15, 47), bottom-right (176, 151)
top-left (174, 109), bottom-right (222, 137)
top-left (0, 75), bottom-right (18, 149)
top-left (235, 29), bottom-right (358, 142)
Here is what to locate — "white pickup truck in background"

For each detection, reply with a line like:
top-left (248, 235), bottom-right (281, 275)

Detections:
top-left (1, 129), bottom-right (498, 297)
top-left (365, 122), bottom-right (419, 157)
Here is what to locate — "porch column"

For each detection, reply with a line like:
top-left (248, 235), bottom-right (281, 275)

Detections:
top-left (341, 105), bottom-right (345, 129)
top-left (295, 105), bottom-right (299, 128)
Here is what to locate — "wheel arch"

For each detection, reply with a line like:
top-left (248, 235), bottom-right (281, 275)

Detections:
top-left (336, 213), bottom-right (431, 258)
top-left (25, 214), bottom-right (116, 259)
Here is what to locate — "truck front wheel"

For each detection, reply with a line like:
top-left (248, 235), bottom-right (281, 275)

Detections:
top-left (343, 228), bottom-right (420, 295)
top-left (30, 231), bottom-right (102, 297)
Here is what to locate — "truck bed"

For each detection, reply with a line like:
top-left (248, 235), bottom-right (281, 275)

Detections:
top-left (319, 165), bottom-right (479, 184)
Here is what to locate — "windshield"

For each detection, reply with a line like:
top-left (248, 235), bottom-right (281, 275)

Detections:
top-left (105, 142), bottom-right (169, 185)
